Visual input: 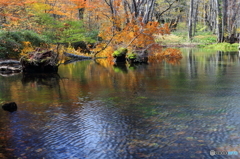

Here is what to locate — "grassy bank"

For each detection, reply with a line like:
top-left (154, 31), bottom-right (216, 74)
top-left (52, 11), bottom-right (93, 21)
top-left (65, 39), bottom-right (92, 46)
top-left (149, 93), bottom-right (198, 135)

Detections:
top-left (204, 43), bottom-right (239, 51)
top-left (156, 31), bottom-right (239, 51)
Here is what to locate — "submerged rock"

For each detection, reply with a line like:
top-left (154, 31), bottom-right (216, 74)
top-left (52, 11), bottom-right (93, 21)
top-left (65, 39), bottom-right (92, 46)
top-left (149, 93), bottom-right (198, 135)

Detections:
top-left (2, 102), bottom-right (17, 112)
top-left (113, 48), bottom-right (128, 63)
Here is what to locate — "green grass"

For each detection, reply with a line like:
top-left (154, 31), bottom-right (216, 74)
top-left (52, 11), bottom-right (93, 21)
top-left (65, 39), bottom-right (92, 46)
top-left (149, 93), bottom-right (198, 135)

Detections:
top-left (204, 43), bottom-right (239, 51)
top-left (155, 30), bottom-right (239, 52)
top-left (155, 31), bottom-right (216, 46)
top-left (192, 34), bottom-right (217, 44)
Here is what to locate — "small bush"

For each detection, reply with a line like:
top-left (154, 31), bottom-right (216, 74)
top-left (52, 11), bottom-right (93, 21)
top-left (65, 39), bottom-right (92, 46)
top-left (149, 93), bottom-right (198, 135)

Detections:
top-left (20, 30), bottom-right (47, 46)
top-left (0, 34), bottom-right (23, 58)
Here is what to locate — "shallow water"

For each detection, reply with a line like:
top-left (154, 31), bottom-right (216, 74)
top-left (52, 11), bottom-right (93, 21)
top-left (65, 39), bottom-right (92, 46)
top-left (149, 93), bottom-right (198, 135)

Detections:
top-left (1, 49), bottom-right (240, 159)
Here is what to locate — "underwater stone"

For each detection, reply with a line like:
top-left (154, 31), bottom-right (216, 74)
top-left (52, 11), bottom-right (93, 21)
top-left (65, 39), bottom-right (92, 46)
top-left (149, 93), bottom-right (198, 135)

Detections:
top-left (2, 102), bottom-right (17, 112)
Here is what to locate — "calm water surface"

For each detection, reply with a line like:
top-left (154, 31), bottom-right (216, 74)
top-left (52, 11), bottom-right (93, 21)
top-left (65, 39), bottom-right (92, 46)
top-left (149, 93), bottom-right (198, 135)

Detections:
top-left (1, 49), bottom-right (240, 159)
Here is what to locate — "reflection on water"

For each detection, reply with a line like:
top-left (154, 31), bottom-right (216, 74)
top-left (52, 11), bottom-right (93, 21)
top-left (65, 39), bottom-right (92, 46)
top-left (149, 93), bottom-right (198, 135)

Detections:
top-left (21, 73), bottom-right (61, 88)
top-left (1, 49), bottom-right (240, 158)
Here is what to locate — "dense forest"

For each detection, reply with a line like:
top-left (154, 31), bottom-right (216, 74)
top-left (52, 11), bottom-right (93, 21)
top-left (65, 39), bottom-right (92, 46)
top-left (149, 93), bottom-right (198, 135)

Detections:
top-left (0, 0), bottom-right (240, 58)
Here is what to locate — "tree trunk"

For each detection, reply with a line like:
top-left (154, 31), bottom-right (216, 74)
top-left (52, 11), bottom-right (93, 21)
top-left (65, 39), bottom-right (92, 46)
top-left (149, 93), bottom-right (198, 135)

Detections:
top-left (78, 8), bottom-right (85, 20)
top-left (193, 1), bottom-right (199, 36)
top-left (188, 0), bottom-right (194, 40)
top-left (142, 0), bottom-right (156, 24)
top-left (215, 0), bottom-right (223, 43)
top-left (222, 0), bottom-right (227, 41)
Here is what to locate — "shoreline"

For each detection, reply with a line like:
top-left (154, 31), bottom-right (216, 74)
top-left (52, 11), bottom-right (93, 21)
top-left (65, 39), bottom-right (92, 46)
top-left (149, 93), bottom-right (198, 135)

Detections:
top-left (162, 43), bottom-right (200, 48)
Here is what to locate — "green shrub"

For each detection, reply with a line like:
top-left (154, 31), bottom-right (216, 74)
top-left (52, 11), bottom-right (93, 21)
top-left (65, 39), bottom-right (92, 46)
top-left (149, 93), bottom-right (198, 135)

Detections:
top-left (204, 42), bottom-right (238, 51)
top-left (0, 30), bottom-right (47, 58)
top-left (0, 34), bottom-right (23, 58)
top-left (20, 30), bottom-right (47, 46)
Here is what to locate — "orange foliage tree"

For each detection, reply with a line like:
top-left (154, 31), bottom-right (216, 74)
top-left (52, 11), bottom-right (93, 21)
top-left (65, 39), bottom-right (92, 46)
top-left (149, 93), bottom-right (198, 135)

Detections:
top-left (86, 0), bottom-right (180, 60)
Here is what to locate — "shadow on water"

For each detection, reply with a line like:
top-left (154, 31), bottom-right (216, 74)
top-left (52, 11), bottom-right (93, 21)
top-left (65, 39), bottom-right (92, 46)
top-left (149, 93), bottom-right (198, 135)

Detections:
top-left (1, 49), bottom-right (240, 158)
top-left (21, 73), bottom-right (61, 88)
top-left (113, 63), bottom-right (128, 74)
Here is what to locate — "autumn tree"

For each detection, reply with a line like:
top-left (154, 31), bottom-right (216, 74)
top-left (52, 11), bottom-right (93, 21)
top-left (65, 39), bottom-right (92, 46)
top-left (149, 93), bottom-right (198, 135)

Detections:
top-left (82, 0), bottom-right (172, 58)
top-left (70, 0), bottom-right (87, 20)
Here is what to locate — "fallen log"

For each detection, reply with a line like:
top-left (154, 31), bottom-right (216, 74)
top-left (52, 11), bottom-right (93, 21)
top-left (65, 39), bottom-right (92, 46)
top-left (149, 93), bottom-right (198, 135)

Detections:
top-left (0, 73), bottom-right (20, 77)
top-left (0, 60), bottom-right (20, 65)
top-left (63, 52), bottom-right (92, 59)
top-left (0, 60), bottom-right (22, 76)
top-left (0, 66), bottom-right (22, 72)
top-left (63, 58), bottom-right (90, 65)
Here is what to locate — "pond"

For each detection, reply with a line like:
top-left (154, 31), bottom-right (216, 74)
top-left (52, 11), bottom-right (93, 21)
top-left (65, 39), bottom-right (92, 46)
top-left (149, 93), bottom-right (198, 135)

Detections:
top-left (0, 48), bottom-right (240, 159)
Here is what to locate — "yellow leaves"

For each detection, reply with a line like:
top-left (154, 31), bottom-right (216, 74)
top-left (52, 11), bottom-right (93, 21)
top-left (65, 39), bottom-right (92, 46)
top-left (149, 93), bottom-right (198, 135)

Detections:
top-left (25, 0), bottom-right (80, 20)
top-left (129, 32), bottom-right (135, 39)
top-left (20, 41), bottom-right (34, 56)
top-left (94, 43), bottom-right (115, 58)
top-left (31, 3), bottom-right (51, 12)
top-left (22, 41), bottom-right (32, 46)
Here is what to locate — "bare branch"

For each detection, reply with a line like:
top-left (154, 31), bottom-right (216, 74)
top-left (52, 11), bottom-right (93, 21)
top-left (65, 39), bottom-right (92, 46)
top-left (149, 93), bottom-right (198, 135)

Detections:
top-left (93, 34), bottom-right (116, 58)
top-left (157, 1), bottom-right (176, 18)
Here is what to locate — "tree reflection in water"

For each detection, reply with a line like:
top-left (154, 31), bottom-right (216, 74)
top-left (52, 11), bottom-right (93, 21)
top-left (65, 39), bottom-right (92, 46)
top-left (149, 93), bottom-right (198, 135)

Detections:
top-left (1, 49), bottom-right (240, 158)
